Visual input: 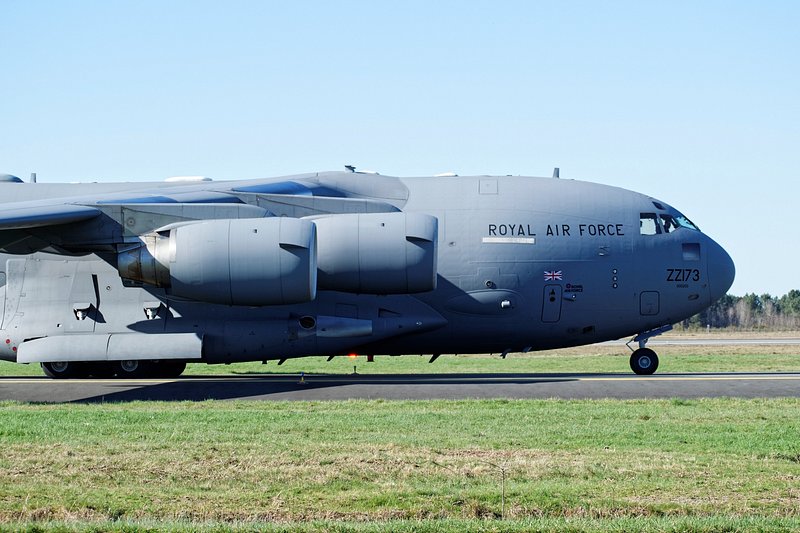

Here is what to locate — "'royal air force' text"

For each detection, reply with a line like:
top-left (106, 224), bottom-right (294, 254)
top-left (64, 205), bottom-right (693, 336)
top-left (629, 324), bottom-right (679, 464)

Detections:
top-left (487, 223), bottom-right (625, 238)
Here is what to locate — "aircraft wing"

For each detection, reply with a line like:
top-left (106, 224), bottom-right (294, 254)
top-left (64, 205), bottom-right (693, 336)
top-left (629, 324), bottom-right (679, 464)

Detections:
top-left (0, 172), bottom-right (408, 254)
top-left (230, 193), bottom-right (400, 217)
top-left (0, 202), bottom-right (101, 230)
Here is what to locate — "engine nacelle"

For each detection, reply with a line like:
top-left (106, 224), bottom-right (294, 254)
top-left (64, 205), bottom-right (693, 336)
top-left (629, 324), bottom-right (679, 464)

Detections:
top-left (313, 212), bottom-right (438, 294)
top-left (118, 217), bottom-right (317, 306)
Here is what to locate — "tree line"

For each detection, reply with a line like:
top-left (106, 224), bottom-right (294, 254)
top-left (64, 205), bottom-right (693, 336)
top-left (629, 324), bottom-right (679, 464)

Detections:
top-left (677, 290), bottom-right (800, 330)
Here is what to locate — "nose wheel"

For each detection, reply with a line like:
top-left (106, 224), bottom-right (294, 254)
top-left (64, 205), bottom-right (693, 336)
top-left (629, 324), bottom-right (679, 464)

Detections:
top-left (627, 325), bottom-right (671, 375)
top-left (629, 348), bottom-right (658, 375)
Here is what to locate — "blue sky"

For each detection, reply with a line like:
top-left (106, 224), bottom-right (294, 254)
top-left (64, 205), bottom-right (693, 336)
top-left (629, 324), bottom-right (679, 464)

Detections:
top-left (1, 1), bottom-right (798, 296)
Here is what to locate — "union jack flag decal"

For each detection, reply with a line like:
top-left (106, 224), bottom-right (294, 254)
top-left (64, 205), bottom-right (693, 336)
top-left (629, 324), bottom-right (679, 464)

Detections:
top-left (544, 270), bottom-right (563, 281)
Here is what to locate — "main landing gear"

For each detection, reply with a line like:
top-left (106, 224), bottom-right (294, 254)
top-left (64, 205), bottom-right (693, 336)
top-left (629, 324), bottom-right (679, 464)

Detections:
top-left (41, 360), bottom-right (187, 379)
top-left (626, 325), bottom-right (672, 375)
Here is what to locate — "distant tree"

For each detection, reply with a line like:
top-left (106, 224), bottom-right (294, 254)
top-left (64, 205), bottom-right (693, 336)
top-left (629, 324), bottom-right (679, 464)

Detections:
top-left (676, 290), bottom-right (800, 331)
top-left (780, 290), bottom-right (800, 316)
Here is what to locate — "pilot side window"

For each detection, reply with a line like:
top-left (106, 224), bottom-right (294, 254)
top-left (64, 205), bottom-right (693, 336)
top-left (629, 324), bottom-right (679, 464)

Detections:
top-left (639, 213), bottom-right (661, 235)
top-left (660, 214), bottom-right (678, 233)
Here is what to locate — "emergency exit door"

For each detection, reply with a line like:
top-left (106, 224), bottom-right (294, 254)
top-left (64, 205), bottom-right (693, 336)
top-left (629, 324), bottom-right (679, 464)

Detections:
top-left (542, 284), bottom-right (562, 322)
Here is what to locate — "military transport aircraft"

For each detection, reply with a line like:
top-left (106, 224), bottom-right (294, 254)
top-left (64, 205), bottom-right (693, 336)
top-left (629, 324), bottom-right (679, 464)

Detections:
top-left (0, 168), bottom-right (734, 378)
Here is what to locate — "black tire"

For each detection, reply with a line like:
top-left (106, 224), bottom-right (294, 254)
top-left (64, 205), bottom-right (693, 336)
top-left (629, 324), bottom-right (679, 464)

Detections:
top-left (113, 360), bottom-right (154, 379)
top-left (41, 361), bottom-right (90, 379)
top-left (152, 360), bottom-right (187, 378)
top-left (630, 348), bottom-right (659, 375)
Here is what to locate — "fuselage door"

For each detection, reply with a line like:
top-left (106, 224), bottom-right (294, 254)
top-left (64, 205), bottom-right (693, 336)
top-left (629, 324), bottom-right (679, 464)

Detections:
top-left (542, 284), bottom-right (563, 323)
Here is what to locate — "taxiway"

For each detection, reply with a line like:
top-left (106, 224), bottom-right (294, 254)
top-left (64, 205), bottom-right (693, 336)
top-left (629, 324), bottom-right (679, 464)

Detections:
top-left (1, 372), bottom-right (799, 402)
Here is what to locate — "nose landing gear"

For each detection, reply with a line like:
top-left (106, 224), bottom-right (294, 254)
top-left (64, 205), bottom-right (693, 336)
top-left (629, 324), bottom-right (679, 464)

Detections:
top-left (627, 325), bottom-right (672, 375)
top-left (630, 348), bottom-right (658, 375)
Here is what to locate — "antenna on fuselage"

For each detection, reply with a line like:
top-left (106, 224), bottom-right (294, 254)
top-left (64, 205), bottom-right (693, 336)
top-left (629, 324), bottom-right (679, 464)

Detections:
top-left (345, 165), bottom-right (356, 173)
top-left (30, 173), bottom-right (37, 183)
top-left (552, 167), bottom-right (560, 178)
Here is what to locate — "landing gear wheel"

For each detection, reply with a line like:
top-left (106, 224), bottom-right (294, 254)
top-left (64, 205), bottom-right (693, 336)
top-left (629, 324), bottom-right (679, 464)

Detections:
top-left (152, 361), bottom-right (187, 378)
top-left (113, 360), bottom-right (154, 378)
top-left (630, 348), bottom-right (659, 375)
top-left (41, 362), bottom-right (90, 379)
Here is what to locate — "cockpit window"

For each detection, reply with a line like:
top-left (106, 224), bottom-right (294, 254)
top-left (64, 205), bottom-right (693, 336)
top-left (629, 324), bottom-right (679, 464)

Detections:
top-left (643, 211), bottom-right (700, 236)
top-left (660, 214), bottom-right (679, 233)
top-left (640, 213), bottom-right (661, 235)
top-left (675, 215), bottom-right (699, 231)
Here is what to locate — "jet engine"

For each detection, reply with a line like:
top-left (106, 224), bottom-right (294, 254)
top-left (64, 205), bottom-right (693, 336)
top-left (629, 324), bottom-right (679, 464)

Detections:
top-left (117, 212), bottom-right (438, 306)
top-left (118, 217), bottom-right (317, 306)
top-left (313, 212), bottom-right (438, 294)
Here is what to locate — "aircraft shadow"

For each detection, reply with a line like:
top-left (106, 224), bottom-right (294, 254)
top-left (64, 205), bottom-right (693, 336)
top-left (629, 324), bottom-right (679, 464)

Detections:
top-left (73, 372), bottom-right (584, 403)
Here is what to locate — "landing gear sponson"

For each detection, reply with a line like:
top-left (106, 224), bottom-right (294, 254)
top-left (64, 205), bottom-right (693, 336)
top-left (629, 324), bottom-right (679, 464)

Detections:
top-left (41, 360), bottom-right (187, 379)
top-left (627, 325), bottom-right (673, 375)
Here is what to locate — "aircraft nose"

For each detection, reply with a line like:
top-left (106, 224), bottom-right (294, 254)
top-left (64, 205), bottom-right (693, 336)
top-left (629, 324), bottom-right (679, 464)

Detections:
top-left (707, 238), bottom-right (735, 301)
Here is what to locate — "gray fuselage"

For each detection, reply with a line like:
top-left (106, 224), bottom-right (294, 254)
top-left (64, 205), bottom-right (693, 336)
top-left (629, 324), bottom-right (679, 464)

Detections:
top-left (0, 172), bottom-right (735, 365)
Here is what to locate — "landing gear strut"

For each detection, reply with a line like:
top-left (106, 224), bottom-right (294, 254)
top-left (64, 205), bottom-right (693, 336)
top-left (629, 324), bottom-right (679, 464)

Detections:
top-left (626, 325), bottom-right (672, 375)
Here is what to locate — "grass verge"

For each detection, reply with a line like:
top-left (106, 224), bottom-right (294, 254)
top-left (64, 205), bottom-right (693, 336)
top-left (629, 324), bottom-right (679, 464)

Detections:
top-left (1, 399), bottom-right (799, 528)
top-left (4, 516), bottom-right (800, 532)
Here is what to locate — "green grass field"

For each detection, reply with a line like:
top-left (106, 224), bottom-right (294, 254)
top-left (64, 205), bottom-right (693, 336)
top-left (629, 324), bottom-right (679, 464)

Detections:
top-left (2, 398), bottom-right (800, 531)
top-left (2, 339), bottom-right (800, 531)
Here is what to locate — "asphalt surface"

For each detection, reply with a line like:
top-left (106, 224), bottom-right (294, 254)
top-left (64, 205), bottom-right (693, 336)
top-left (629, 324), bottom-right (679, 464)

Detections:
top-left (2, 372), bottom-right (800, 402)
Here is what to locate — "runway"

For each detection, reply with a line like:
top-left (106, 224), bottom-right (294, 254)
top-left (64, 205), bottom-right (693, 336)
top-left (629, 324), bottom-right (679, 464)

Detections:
top-left (1, 372), bottom-right (800, 402)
